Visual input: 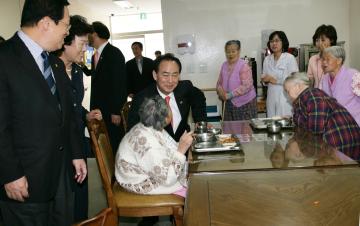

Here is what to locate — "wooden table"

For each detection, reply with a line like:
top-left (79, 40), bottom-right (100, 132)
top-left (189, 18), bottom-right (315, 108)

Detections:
top-left (185, 121), bottom-right (360, 225)
top-left (185, 167), bottom-right (360, 226)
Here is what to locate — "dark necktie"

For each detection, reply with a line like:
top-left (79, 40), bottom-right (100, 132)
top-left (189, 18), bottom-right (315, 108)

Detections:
top-left (41, 51), bottom-right (56, 95)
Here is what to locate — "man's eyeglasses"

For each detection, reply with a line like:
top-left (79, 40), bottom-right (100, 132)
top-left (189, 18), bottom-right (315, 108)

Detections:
top-left (58, 21), bottom-right (71, 32)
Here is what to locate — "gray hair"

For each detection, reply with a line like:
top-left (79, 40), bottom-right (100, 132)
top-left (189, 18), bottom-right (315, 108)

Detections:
top-left (138, 96), bottom-right (169, 131)
top-left (225, 40), bottom-right (241, 50)
top-left (284, 72), bottom-right (311, 87)
top-left (323, 46), bottom-right (346, 65)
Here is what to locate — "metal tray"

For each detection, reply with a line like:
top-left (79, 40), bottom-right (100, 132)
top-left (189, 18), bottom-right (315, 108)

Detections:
top-left (250, 118), bottom-right (294, 130)
top-left (193, 134), bottom-right (242, 153)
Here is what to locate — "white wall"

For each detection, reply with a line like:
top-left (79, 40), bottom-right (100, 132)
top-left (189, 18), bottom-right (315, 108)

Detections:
top-left (350, 0), bottom-right (360, 70)
top-left (0, 0), bottom-right (22, 39)
top-left (162, 0), bottom-right (351, 90)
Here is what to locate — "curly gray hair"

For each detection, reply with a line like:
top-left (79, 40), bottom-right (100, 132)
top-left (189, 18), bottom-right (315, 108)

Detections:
top-left (139, 96), bottom-right (169, 131)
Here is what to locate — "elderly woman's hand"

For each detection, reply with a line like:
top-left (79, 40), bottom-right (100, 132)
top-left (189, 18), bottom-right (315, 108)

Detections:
top-left (178, 131), bottom-right (194, 155)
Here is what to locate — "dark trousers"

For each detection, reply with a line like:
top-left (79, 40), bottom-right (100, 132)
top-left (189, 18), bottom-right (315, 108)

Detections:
top-left (73, 138), bottom-right (90, 223)
top-left (105, 118), bottom-right (124, 154)
top-left (0, 160), bottom-right (74, 226)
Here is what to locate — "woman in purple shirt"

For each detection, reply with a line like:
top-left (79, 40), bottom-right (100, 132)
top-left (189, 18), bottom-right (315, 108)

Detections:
top-left (321, 46), bottom-right (360, 125)
top-left (216, 40), bottom-right (257, 120)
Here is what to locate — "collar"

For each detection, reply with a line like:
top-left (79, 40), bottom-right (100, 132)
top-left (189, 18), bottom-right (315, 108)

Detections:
top-left (96, 41), bottom-right (108, 56)
top-left (157, 87), bottom-right (175, 99)
top-left (17, 30), bottom-right (44, 61)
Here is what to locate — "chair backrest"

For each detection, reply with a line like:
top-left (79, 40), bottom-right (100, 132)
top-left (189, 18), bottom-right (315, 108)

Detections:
top-left (72, 207), bottom-right (117, 226)
top-left (87, 119), bottom-right (117, 212)
top-left (120, 101), bottom-right (132, 132)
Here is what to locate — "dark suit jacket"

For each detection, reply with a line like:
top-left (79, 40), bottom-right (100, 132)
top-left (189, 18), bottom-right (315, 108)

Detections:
top-left (89, 43), bottom-right (127, 120)
top-left (0, 33), bottom-right (83, 202)
top-left (126, 56), bottom-right (155, 95)
top-left (128, 80), bottom-right (207, 141)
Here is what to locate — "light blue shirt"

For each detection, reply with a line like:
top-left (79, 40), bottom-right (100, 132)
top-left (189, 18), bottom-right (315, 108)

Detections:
top-left (17, 30), bottom-right (55, 81)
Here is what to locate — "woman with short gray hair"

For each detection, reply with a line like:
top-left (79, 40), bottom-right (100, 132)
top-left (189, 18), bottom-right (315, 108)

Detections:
top-left (321, 46), bottom-right (360, 125)
top-left (115, 95), bottom-right (193, 197)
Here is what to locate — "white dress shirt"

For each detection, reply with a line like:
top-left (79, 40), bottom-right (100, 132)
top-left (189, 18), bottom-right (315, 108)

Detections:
top-left (157, 88), bottom-right (182, 132)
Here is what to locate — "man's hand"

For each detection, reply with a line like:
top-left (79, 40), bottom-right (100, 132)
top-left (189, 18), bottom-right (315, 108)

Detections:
top-left (111, 114), bottom-right (121, 126)
top-left (73, 159), bottom-right (87, 183)
top-left (86, 109), bottom-right (102, 121)
top-left (4, 176), bottom-right (29, 202)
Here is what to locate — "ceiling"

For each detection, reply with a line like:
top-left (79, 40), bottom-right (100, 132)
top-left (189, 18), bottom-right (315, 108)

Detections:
top-left (69, 0), bottom-right (162, 16)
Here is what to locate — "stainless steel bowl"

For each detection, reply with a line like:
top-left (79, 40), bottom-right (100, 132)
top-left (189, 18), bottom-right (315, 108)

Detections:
top-left (195, 133), bottom-right (216, 142)
top-left (267, 121), bottom-right (281, 133)
top-left (207, 128), bottom-right (222, 135)
top-left (277, 118), bottom-right (290, 127)
top-left (195, 121), bottom-right (208, 133)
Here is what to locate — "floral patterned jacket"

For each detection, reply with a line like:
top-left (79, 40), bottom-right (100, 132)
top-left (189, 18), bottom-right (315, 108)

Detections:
top-left (115, 123), bottom-right (187, 194)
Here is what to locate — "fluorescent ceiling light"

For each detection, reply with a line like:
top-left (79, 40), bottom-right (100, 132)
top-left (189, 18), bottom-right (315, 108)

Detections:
top-left (113, 0), bottom-right (134, 9)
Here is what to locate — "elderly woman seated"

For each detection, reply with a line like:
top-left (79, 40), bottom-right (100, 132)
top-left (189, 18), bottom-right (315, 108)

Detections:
top-left (115, 96), bottom-right (193, 197)
top-left (320, 46), bottom-right (360, 125)
top-left (283, 72), bottom-right (360, 160)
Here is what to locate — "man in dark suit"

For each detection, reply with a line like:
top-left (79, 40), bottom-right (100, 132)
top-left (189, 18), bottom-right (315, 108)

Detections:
top-left (126, 42), bottom-right (155, 96)
top-left (128, 53), bottom-right (207, 142)
top-left (88, 21), bottom-right (127, 152)
top-left (0, 0), bottom-right (87, 225)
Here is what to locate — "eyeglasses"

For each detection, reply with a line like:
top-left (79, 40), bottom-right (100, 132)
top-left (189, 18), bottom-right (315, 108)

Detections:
top-left (270, 39), bottom-right (281, 44)
top-left (58, 20), bottom-right (71, 32)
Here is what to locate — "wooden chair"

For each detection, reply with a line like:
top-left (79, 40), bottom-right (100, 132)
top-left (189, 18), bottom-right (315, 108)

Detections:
top-left (87, 119), bottom-right (185, 226)
top-left (120, 101), bottom-right (132, 132)
top-left (72, 208), bottom-right (117, 226)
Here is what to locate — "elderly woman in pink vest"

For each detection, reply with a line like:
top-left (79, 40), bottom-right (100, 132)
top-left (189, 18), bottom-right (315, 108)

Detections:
top-left (321, 46), bottom-right (360, 125)
top-left (216, 40), bottom-right (257, 120)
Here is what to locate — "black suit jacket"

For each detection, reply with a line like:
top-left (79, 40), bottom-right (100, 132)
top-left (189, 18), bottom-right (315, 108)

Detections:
top-left (126, 56), bottom-right (155, 95)
top-left (128, 80), bottom-right (207, 141)
top-left (89, 43), bottom-right (127, 119)
top-left (0, 33), bottom-right (83, 202)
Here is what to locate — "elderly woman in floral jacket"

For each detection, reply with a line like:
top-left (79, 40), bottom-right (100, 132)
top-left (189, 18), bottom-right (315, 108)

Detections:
top-left (115, 96), bottom-right (193, 197)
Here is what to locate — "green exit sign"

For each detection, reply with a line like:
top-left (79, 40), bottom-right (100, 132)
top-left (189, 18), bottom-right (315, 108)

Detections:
top-left (140, 12), bottom-right (147, 20)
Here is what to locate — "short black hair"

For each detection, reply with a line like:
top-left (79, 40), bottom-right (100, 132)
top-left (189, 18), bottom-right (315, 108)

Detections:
top-left (312, 24), bottom-right (337, 46)
top-left (131, 42), bottom-right (143, 50)
top-left (63, 15), bottom-right (92, 46)
top-left (53, 15), bottom-right (92, 56)
top-left (154, 53), bottom-right (182, 73)
top-left (21, 0), bottom-right (69, 27)
top-left (92, 21), bottom-right (110, 40)
top-left (267, 31), bottom-right (289, 53)
top-left (155, 50), bottom-right (161, 55)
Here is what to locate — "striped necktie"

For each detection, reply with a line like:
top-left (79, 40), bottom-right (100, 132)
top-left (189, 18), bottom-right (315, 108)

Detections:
top-left (41, 51), bottom-right (56, 95)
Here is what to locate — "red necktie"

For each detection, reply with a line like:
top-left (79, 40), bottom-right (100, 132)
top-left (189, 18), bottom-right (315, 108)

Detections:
top-left (93, 51), bottom-right (99, 69)
top-left (165, 96), bottom-right (173, 126)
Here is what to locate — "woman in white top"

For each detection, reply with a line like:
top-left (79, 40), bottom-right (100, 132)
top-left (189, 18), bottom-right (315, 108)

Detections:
top-left (262, 31), bottom-right (299, 117)
top-left (115, 96), bottom-right (193, 197)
